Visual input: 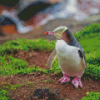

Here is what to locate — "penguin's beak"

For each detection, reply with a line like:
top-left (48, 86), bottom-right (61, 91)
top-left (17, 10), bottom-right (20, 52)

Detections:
top-left (45, 31), bottom-right (63, 39)
top-left (45, 31), bottom-right (55, 35)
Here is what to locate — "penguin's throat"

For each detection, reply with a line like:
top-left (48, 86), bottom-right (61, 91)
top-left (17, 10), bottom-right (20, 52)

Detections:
top-left (56, 41), bottom-right (68, 53)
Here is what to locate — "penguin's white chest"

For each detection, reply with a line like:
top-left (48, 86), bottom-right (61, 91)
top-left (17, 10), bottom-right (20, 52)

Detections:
top-left (55, 40), bottom-right (84, 76)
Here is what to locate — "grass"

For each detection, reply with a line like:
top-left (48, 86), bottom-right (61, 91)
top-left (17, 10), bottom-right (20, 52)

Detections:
top-left (0, 38), bottom-right (55, 56)
top-left (82, 92), bottom-right (100, 100)
top-left (78, 33), bottom-right (100, 53)
top-left (0, 88), bottom-right (10, 100)
top-left (0, 55), bottom-right (28, 76)
top-left (0, 82), bottom-right (34, 99)
top-left (26, 81), bottom-right (35, 87)
top-left (0, 82), bottom-right (25, 91)
top-left (74, 23), bottom-right (100, 40)
top-left (41, 79), bottom-right (54, 84)
top-left (0, 82), bottom-right (25, 100)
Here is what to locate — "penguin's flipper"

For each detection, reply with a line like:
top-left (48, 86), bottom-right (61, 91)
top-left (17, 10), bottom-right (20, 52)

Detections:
top-left (78, 49), bottom-right (86, 68)
top-left (78, 49), bottom-right (87, 68)
top-left (47, 49), bottom-right (56, 69)
top-left (78, 49), bottom-right (83, 58)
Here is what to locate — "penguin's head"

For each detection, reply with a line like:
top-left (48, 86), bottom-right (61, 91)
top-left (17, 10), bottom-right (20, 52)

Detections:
top-left (45, 26), bottom-right (68, 39)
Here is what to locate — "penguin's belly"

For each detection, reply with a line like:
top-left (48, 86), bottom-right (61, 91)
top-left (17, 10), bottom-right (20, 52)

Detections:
top-left (57, 48), bottom-right (84, 77)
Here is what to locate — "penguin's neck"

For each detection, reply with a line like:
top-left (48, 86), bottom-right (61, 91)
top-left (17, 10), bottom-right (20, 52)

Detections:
top-left (56, 40), bottom-right (69, 53)
top-left (60, 29), bottom-right (74, 44)
top-left (56, 40), bottom-right (72, 56)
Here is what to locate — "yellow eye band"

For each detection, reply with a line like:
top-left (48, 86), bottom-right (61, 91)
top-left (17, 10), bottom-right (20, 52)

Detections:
top-left (53, 26), bottom-right (68, 33)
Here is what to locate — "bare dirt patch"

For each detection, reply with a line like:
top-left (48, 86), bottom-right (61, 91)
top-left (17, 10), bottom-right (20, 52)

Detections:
top-left (12, 50), bottom-right (51, 69)
top-left (0, 50), bottom-right (100, 100)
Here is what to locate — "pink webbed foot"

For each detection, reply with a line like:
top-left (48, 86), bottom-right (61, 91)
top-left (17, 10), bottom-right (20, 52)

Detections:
top-left (59, 74), bottom-right (70, 83)
top-left (72, 77), bottom-right (82, 88)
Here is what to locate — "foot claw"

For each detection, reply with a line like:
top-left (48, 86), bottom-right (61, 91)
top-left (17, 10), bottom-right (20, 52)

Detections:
top-left (72, 77), bottom-right (82, 88)
top-left (59, 74), bottom-right (70, 83)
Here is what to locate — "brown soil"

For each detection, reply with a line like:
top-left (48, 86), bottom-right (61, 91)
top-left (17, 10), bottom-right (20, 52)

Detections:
top-left (0, 50), bottom-right (100, 100)
top-left (13, 50), bottom-right (51, 69)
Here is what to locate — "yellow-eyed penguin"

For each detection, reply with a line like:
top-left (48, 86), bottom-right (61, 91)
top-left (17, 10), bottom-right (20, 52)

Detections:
top-left (45, 26), bottom-right (87, 88)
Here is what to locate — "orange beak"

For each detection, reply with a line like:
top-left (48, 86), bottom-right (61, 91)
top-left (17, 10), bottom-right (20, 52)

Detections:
top-left (45, 31), bottom-right (55, 35)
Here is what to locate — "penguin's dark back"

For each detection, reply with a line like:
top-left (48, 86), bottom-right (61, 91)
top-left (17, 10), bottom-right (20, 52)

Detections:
top-left (65, 29), bottom-right (83, 49)
top-left (70, 37), bottom-right (87, 67)
top-left (70, 37), bottom-right (82, 49)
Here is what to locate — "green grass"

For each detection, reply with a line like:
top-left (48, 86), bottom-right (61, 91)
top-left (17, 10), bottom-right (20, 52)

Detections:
top-left (0, 55), bottom-right (51, 76)
top-left (0, 82), bottom-right (34, 91)
top-left (0, 88), bottom-right (10, 100)
top-left (0, 38), bottom-right (55, 56)
top-left (0, 82), bottom-right (23, 90)
top-left (78, 33), bottom-right (100, 53)
top-left (82, 92), bottom-right (100, 100)
top-left (74, 23), bottom-right (100, 40)
top-left (0, 55), bottom-right (28, 76)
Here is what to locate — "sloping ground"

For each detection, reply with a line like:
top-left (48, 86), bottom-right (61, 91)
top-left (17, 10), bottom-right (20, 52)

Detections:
top-left (0, 49), bottom-right (100, 100)
top-left (13, 50), bottom-right (50, 69)
top-left (0, 22), bottom-right (100, 100)
top-left (0, 59), bottom-right (100, 100)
